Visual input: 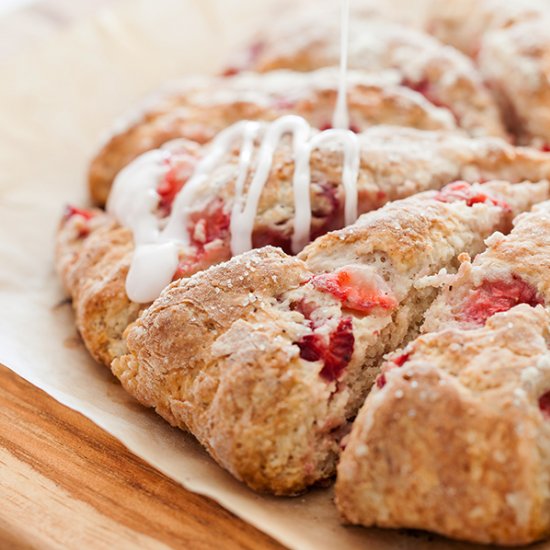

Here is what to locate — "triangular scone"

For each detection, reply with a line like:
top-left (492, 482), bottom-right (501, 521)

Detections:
top-left (336, 201), bottom-right (550, 544)
top-left (113, 181), bottom-right (545, 495)
top-left (337, 306), bottom-right (550, 545)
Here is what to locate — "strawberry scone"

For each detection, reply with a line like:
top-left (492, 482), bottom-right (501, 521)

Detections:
top-left (57, 129), bottom-right (550, 366)
top-left (426, 0), bottom-right (547, 57)
top-left (225, 7), bottom-right (506, 140)
top-left (336, 305), bottom-right (550, 545)
top-left (427, 0), bottom-right (550, 145)
top-left (112, 181), bottom-right (547, 495)
top-left (89, 69), bottom-right (457, 205)
top-left (336, 201), bottom-right (550, 544)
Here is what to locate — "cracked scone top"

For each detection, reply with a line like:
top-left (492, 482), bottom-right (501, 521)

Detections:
top-left (112, 181), bottom-right (546, 495)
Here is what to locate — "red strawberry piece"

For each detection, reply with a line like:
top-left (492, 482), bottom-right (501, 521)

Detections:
top-left (298, 333), bottom-right (325, 362)
top-left (172, 241), bottom-right (231, 281)
top-left (321, 317), bottom-right (355, 381)
top-left (157, 166), bottom-right (184, 213)
top-left (290, 299), bottom-right (319, 324)
top-left (310, 182), bottom-right (341, 240)
top-left (392, 351), bottom-right (410, 367)
top-left (63, 205), bottom-right (94, 221)
top-left (63, 205), bottom-right (95, 238)
top-left (157, 153), bottom-right (198, 214)
top-left (312, 266), bottom-right (397, 313)
top-left (297, 318), bottom-right (355, 382)
top-left (542, 144), bottom-right (550, 152)
top-left (435, 181), bottom-right (511, 211)
top-left (402, 78), bottom-right (447, 110)
top-left (376, 350), bottom-right (411, 390)
top-left (461, 275), bottom-right (543, 325)
top-left (188, 199), bottom-right (231, 248)
top-left (376, 373), bottom-right (386, 389)
top-left (273, 97), bottom-right (297, 110)
top-left (539, 391), bottom-right (550, 418)
top-left (252, 227), bottom-right (292, 254)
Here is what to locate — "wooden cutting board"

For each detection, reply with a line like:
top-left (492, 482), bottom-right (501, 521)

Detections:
top-left (0, 363), bottom-right (284, 549)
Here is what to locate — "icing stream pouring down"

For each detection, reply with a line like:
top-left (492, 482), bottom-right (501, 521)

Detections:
top-left (107, 0), bottom-right (358, 303)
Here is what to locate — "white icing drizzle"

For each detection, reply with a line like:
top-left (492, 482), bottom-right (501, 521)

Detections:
top-left (332, 0), bottom-right (350, 130)
top-left (108, 0), bottom-right (359, 304)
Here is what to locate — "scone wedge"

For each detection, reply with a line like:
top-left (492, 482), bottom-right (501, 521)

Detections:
top-left (336, 200), bottom-right (550, 544)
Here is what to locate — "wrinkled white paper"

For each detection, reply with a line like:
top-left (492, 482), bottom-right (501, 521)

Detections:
top-left (0, 0), bottom-right (503, 548)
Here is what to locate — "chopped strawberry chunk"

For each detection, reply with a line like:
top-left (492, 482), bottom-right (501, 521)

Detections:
top-left (172, 241), bottom-right (231, 281)
top-left (290, 299), bottom-right (319, 324)
top-left (541, 144), bottom-right (550, 152)
top-left (376, 373), bottom-right (386, 389)
top-left (298, 333), bottom-right (325, 362)
top-left (322, 318), bottom-right (355, 381)
top-left (539, 391), bottom-right (550, 418)
top-left (63, 205), bottom-right (95, 238)
top-left (222, 66), bottom-right (240, 77)
top-left (376, 350), bottom-right (411, 389)
top-left (157, 166), bottom-right (185, 213)
top-left (171, 199), bottom-right (231, 280)
top-left (188, 199), bottom-right (230, 249)
top-left (312, 266), bottom-right (397, 313)
top-left (310, 182), bottom-right (341, 240)
top-left (297, 318), bottom-right (355, 382)
top-left (252, 227), bottom-right (292, 254)
top-left (157, 152), bottom-right (200, 214)
top-left (435, 181), bottom-right (511, 211)
top-left (461, 275), bottom-right (543, 325)
top-left (392, 351), bottom-right (410, 367)
top-left (63, 205), bottom-right (94, 221)
top-left (272, 97), bottom-right (297, 110)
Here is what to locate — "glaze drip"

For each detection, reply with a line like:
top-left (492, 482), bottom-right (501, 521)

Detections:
top-left (107, 0), bottom-right (357, 303)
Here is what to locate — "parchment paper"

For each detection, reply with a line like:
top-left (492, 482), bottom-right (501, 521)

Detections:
top-left (0, 1), bottom-right (540, 548)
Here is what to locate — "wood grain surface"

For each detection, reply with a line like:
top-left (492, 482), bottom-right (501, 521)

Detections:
top-left (0, 363), bottom-right (285, 549)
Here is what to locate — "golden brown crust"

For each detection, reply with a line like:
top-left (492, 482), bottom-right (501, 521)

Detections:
top-left (88, 69), bottom-right (457, 205)
top-left (56, 211), bottom-right (141, 364)
top-left (228, 8), bottom-right (506, 139)
top-left (336, 305), bottom-right (550, 545)
top-left (113, 185), bottom-right (527, 495)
